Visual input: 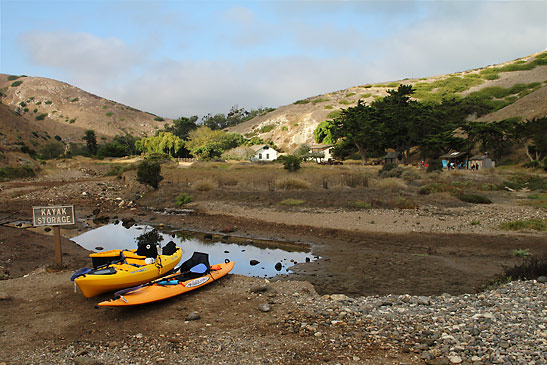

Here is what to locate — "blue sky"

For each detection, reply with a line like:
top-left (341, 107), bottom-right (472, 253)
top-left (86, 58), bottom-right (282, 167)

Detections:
top-left (1, 0), bottom-right (546, 119)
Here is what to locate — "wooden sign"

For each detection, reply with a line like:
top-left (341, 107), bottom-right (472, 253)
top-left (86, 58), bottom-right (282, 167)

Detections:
top-left (32, 205), bottom-right (75, 226)
top-left (32, 205), bottom-right (75, 265)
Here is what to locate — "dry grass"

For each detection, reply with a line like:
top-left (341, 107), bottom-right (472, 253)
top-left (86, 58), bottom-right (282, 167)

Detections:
top-left (275, 177), bottom-right (312, 190)
top-left (192, 179), bottom-right (216, 191)
top-left (374, 178), bottom-right (407, 192)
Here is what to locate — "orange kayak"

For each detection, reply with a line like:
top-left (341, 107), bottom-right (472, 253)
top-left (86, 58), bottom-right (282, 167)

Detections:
top-left (98, 260), bottom-right (234, 307)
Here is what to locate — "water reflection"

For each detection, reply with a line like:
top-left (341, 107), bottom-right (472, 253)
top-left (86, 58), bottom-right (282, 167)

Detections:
top-left (71, 223), bottom-right (315, 277)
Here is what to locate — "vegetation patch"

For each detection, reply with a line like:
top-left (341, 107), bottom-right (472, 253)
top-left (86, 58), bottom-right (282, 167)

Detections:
top-left (0, 166), bottom-right (36, 181)
top-left (499, 218), bottom-right (546, 231)
top-left (312, 98), bottom-right (329, 104)
top-left (456, 193), bottom-right (492, 204)
top-left (10, 80), bottom-right (23, 87)
top-left (176, 192), bottom-right (193, 206)
top-left (501, 255), bottom-right (547, 281)
top-left (260, 125), bottom-right (275, 133)
top-left (513, 248), bottom-right (532, 258)
top-left (347, 200), bottom-right (372, 209)
top-left (35, 113), bottom-right (48, 120)
top-left (70, 97), bottom-right (79, 102)
top-left (293, 99), bottom-right (310, 105)
top-left (279, 198), bottom-right (306, 206)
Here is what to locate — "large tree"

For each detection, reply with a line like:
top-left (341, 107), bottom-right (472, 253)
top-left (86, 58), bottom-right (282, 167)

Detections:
top-left (83, 130), bottom-right (98, 155)
top-left (135, 132), bottom-right (185, 157)
top-left (517, 117), bottom-right (547, 162)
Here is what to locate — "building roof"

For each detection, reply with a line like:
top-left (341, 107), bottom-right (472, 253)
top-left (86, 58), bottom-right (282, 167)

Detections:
top-left (249, 144), bottom-right (276, 153)
top-left (310, 144), bottom-right (334, 151)
top-left (439, 151), bottom-right (469, 159)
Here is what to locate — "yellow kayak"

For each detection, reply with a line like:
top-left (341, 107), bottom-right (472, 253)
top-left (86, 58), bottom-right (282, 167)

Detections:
top-left (71, 247), bottom-right (183, 298)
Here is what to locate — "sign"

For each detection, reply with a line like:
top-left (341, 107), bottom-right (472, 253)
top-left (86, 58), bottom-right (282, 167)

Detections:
top-left (32, 205), bottom-right (75, 226)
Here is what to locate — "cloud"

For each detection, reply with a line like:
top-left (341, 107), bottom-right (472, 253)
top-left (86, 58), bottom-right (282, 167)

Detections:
top-left (19, 31), bottom-right (143, 85)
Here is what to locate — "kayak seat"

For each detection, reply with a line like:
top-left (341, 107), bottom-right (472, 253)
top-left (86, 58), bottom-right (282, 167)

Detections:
top-left (162, 241), bottom-right (177, 256)
top-left (89, 267), bottom-right (117, 275)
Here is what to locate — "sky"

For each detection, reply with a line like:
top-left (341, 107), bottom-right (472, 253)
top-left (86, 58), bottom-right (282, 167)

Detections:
top-left (1, 0), bottom-right (546, 119)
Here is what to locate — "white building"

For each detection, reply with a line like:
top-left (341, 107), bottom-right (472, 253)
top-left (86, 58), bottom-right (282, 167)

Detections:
top-left (250, 144), bottom-right (278, 162)
top-left (310, 144), bottom-right (334, 163)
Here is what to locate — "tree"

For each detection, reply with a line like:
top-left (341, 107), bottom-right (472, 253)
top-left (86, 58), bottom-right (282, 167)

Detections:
top-left (163, 116), bottom-right (199, 140)
top-left (83, 130), bottom-right (98, 155)
top-left (517, 117), bottom-right (547, 162)
top-left (136, 160), bottom-right (163, 189)
top-left (135, 132), bottom-right (185, 157)
top-left (186, 126), bottom-right (245, 159)
top-left (462, 119), bottom-right (517, 161)
top-left (38, 141), bottom-right (65, 159)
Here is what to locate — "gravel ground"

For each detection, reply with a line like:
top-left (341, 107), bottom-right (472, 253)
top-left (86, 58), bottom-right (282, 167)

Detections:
top-left (5, 276), bottom-right (545, 364)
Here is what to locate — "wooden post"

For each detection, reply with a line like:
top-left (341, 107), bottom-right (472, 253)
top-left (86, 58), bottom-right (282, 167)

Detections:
top-left (54, 226), bottom-right (62, 265)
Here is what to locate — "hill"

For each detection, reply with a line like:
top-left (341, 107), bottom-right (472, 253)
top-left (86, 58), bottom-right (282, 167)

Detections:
top-left (230, 51), bottom-right (547, 152)
top-left (0, 74), bottom-right (171, 164)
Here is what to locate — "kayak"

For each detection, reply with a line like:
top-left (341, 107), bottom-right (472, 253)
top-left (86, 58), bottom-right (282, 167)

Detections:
top-left (98, 258), bottom-right (234, 307)
top-left (71, 247), bottom-right (183, 298)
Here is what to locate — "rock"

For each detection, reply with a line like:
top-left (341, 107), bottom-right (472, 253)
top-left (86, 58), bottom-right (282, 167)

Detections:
top-left (95, 246), bottom-right (103, 251)
top-left (448, 355), bottom-right (462, 363)
top-left (203, 234), bottom-right (213, 240)
top-left (250, 260), bottom-right (260, 266)
top-left (329, 294), bottom-right (350, 302)
top-left (73, 356), bottom-right (103, 365)
top-left (135, 333), bottom-right (143, 339)
top-left (250, 285), bottom-right (268, 293)
top-left (275, 262), bottom-right (282, 271)
top-left (0, 292), bottom-right (9, 300)
top-left (537, 276), bottom-right (547, 283)
top-left (186, 311), bottom-right (200, 321)
top-left (258, 303), bottom-right (271, 312)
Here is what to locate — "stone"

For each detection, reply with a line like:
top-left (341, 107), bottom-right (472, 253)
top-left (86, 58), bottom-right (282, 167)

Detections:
top-left (186, 311), bottom-right (200, 321)
top-left (258, 303), bottom-right (271, 312)
top-left (448, 355), bottom-right (462, 363)
top-left (250, 260), bottom-right (260, 266)
top-left (250, 285), bottom-right (268, 294)
top-left (537, 276), bottom-right (547, 283)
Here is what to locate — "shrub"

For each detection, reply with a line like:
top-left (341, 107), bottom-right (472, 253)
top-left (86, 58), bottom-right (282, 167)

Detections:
top-left (7, 75), bottom-right (19, 81)
top-left (176, 193), bottom-right (193, 206)
top-left (457, 193), bottom-right (492, 204)
top-left (379, 163), bottom-right (397, 175)
top-left (136, 160), bottom-right (163, 189)
top-left (38, 141), bottom-right (64, 159)
top-left (192, 179), bottom-right (216, 191)
top-left (513, 248), bottom-right (532, 258)
top-left (281, 155), bottom-right (301, 172)
top-left (502, 255), bottom-right (547, 281)
top-left (293, 99), bottom-right (310, 105)
top-left (427, 159), bottom-right (443, 172)
top-left (260, 125), bottom-right (275, 133)
top-left (105, 112), bottom-right (113, 117)
top-left (70, 97), bottom-right (79, 102)
top-left (154, 116), bottom-right (164, 121)
top-left (0, 166), bottom-right (36, 181)
top-left (10, 80), bottom-right (23, 87)
top-left (35, 113), bottom-right (48, 120)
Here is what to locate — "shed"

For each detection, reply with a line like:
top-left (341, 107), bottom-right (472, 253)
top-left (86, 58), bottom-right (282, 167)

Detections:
top-left (249, 144), bottom-right (278, 162)
top-left (468, 154), bottom-right (495, 170)
top-left (440, 151), bottom-right (470, 169)
top-left (383, 151), bottom-right (399, 165)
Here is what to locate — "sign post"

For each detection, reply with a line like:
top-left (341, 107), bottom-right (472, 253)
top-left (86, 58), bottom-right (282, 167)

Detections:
top-left (32, 205), bottom-right (75, 266)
